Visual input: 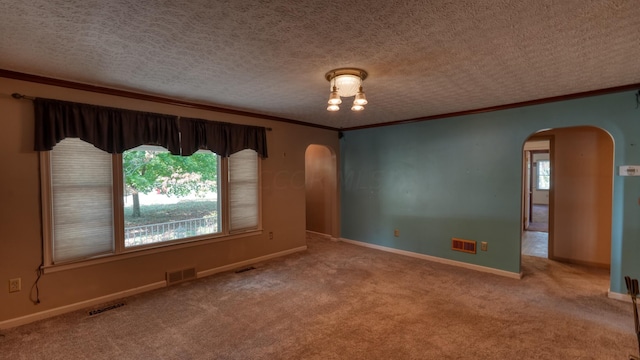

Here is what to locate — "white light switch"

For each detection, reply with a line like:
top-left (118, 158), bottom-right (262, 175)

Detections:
top-left (619, 166), bottom-right (640, 176)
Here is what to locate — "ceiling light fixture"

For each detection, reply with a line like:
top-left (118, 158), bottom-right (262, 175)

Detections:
top-left (325, 68), bottom-right (368, 112)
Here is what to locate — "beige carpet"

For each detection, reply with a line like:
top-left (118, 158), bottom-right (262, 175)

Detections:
top-left (0, 234), bottom-right (635, 359)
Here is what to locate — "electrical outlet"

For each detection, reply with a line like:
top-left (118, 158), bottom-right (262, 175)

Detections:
top-left (9, 278), bottom-right (21, 293)
top-left (394, 229), bottom-right (400, 237)
top-left (269, 232), bottom-right (273, 240)
top-left (481, 242), bottom-right (488, 251)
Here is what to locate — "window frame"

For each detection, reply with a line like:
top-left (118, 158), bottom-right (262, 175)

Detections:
top-left (40, 143), bottom-right (262, 272)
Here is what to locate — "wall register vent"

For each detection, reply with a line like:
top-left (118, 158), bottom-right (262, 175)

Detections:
top-left (235, 266), bottom-right (256, 273)
top-left (88, 302), bottom-right (125, 316)
top-left (166, 267), bottom-right (197, 286)
top-left (452, 238), bottom-right (477, 254)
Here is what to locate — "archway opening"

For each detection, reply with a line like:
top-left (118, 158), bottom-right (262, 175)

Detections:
top-left (305, 145), bottom-right (337, 240)
top-left (521, 126), bottom-right (613, 274)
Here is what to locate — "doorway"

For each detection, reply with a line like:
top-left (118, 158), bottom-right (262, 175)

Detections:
top-left (522, 139), bottom-right (550, 258)
top-left (304, 145), bottom-right (337, 240)
top-left (521, 126), bottom-right (613, 270)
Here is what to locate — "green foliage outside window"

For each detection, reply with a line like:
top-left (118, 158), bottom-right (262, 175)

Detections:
top-left (123, 150), bottom-right (218, 217)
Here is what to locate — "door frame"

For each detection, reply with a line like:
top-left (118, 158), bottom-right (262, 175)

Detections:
top-left (522, 135), bottom-right (554, 258)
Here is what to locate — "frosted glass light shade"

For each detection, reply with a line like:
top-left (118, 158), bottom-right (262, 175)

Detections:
top-left (333, 74), bottom-right (361, 97)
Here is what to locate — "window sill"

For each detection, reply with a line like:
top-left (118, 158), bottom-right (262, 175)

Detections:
top-left (42, 229), bottom-right (263, 274)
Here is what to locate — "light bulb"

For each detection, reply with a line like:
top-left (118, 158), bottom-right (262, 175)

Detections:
top-left (353, 86), bottom-right (368, 106)
top-left (351, 104), bottom-right (365, 111)
top-left (327, 104), bottom-right (340, 112)
top-left (327, 86), bottom-right (342, 105)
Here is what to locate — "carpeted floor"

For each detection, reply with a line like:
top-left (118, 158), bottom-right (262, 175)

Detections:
top-left (0, 233), bottom-right (635, 359)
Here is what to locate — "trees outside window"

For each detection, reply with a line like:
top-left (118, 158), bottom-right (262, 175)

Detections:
top-left (123, 146), bottom-right (220, 247)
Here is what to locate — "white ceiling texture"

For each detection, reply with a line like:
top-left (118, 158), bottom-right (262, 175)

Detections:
top-left (1, 0), bottom-right (639, 130)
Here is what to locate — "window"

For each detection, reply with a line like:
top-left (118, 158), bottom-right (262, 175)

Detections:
top-left (43, 138), bottom-right (260, 265)
top-left (537, 160), bottom-right (550, 190)
top-left (123, 145), bottom-right (221, 247)
top-left (34, 97), bottom-right (266, 266)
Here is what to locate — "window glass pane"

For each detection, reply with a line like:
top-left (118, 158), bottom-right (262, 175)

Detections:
top-left (229, 149), bottom-right (259, 231)
top-left (51, 138), bottom-right (114, 262)
top-left (537, 160), bottom-right (550, 190)
top-left (123, 147), bottom-right (220, 247)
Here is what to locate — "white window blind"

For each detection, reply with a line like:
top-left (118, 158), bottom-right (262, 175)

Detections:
top-left (50, 139), bottom-right (114, 262)
top-left (228, 149), bottom-right (259, 231)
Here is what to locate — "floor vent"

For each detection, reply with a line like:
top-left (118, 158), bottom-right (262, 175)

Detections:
top-left (235, 266), bottom-right (256, 273)
top-left (88, 302), bottom-right (125, 316)
top-left (452, 238), bottom-right (477, 254)
top-left (166, 267), bottom-right (197, 285)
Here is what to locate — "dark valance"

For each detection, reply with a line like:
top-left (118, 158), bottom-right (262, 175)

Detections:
top-left (34, 98), bottom-right (181, 154)
top-left (180, 117), bottom-right (268, 158)
top-left (33, 98), bottom-right (268, 158)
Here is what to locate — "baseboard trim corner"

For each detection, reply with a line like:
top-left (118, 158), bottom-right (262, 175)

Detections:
top-left (608, 290), bottom-right (631, 302)
top-left (0, 281), bottom-right (166, 330)
top-left (339, 238), bottom-right (523, 280)
top-left (197, 245), bottom-right (307, 278)
top-left (306, 230), bottom-right (338, 241)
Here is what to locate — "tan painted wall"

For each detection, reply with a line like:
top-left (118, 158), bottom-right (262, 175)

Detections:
top-left (541, 126), bottom-right (613, 266)
top-left (305, 145), bottom-right (336, 235)
top-left (0, 77), bottom-right (339, 324)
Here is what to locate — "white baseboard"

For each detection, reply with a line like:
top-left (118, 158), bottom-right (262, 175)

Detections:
top-left (197, 245), bottom-right (307, 278)
top-left (608, 290), bottom-right (631, 302)
top-left (0, 281), bottom-right (166, 330)
top-left (0, 245), bottom-right (308, 330)
top-left (339, 238), bottom-right (523, 279)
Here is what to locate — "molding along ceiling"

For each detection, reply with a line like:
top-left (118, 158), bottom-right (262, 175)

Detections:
top-left (1, 1), bottom-right (639, 130)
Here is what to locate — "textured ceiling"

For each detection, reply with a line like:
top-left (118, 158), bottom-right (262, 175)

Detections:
top-left (1, 0), bottom-right (639, 129)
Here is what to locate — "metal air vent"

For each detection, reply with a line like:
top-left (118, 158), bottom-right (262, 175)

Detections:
top-left (452, 238), bottom-right (476, 254)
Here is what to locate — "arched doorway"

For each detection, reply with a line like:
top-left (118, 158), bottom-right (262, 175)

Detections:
top-left (521, 126), bottom-right (614, 270)
top-left (305, 145), bottom-right (337, 240)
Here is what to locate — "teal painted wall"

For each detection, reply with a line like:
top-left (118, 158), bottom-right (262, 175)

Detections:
top-left (340, 90), bottom-right (640, 294)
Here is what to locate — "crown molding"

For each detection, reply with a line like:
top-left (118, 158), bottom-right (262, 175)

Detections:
top-left (0, 69), bottom-right (339, 131)
top-left (343, 83), bottom-right (640, 131)
top-left (4, 69), bottom-right (638, 133)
